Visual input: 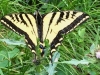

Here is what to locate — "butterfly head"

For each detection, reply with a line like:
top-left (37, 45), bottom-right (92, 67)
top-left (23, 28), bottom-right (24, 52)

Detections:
top-left (39, 44), bottom-right (45, 56)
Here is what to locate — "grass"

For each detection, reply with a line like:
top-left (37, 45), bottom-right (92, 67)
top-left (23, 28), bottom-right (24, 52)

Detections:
top-left (0, 0), bottom-right (100, 75)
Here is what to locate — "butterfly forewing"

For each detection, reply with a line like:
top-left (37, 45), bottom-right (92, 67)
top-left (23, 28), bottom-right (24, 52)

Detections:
top-left (42, 11), bottom-right (89, 52)
top-left (1, 13), bottom-right (38, 53)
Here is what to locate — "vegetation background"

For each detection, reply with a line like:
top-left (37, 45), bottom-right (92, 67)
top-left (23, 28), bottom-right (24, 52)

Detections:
top-left (0, 0), bottom-right (100, 75)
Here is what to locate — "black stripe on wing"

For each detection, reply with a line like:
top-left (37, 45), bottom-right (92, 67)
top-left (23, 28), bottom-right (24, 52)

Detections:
top-left (56, 12), bottom-right (64, 24)
top-left (49, 12), bottom-right (56, 26)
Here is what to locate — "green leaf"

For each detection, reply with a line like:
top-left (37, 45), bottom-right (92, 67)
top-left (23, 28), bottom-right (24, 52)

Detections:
top-left (0, 39), bottom-right (25, 46)
top-left (0, 60), bottom-right (10, 68)
top-left (78, 28), bottom-right (86, 38)
top-left (0, 49), bottom-right (19, 68)
top-left (61, 59), bottom-right (89, 66)
top-left (0, 51), bottom-right (11, 68)
top-left (0, 69), bottom-right (4, 75)
top-left (8, 48), bottom-right (19, 58)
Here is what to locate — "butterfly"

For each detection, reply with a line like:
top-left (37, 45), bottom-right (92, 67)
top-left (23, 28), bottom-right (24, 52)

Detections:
top-left (0, 11), bottom-right (89, 63)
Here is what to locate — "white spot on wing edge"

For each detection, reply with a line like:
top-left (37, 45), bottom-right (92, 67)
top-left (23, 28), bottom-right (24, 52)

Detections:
top-left (51, 49), bottom-right (56, 53)
top-left (55, 43), bottom-right (61, 47)
top-left (59, 38), bottom-right (63, 41)
top-left (32, 50), bottom-right (36, 54)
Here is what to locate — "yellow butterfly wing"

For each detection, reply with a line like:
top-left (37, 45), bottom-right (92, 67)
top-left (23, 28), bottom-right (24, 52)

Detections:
top-left (42, 11), bottom-right (89, 53)
top-left (1, 13), bottom-right (38, 54)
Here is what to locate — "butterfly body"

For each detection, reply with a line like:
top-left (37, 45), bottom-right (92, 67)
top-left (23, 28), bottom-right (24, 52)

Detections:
top-left (0, 11), bottom-right (89, 61)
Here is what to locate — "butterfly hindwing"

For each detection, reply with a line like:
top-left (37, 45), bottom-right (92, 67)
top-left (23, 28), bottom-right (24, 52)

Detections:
top-left (42, 11), bottom-right (89, 53)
